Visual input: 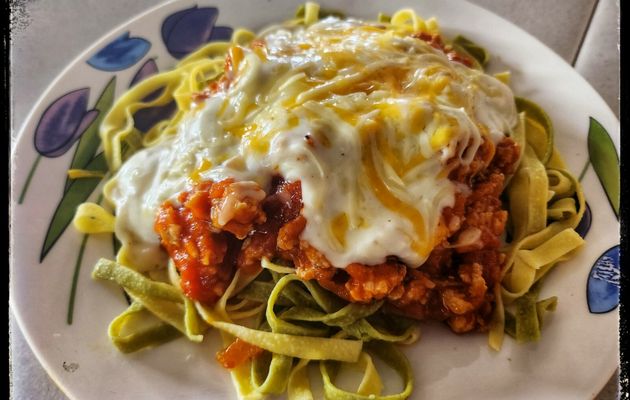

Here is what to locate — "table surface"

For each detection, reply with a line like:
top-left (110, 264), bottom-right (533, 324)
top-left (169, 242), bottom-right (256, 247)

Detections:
top-left (9, 0), bottom-right (620, 399)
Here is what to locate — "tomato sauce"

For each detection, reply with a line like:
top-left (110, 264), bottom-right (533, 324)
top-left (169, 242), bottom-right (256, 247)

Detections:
top-left (155, 181), bottom-right (234, 304)
top-left (155, 137), bottom-right (518, 339)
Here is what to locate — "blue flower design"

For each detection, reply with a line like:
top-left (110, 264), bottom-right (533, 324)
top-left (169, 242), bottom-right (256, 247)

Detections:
top-left (162, 6), bottom-right (233, 59)
top-left (587, 245), bottom-right (620, 313)
top-left (87, 32), bottom-right (151, 72)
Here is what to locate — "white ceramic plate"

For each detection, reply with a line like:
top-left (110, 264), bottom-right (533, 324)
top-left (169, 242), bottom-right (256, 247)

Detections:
top-left (10, 0), bottom-right (620, 399)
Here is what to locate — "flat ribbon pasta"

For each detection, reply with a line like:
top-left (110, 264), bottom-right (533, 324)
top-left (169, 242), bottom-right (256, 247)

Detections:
top-left (489, 103), bottom-right (585, 350)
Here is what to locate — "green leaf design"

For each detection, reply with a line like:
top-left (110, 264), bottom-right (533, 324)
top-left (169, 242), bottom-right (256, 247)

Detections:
top-left (588, 117), bottom-right (619, 219)
top-left (40, 152), bottom-right (108, 262)
top-left (64, 76), bottom-right (116, 192)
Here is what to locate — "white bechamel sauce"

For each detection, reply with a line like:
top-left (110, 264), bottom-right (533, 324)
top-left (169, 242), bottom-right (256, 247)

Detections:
top-left (107, 17), bottom-right (517, 271)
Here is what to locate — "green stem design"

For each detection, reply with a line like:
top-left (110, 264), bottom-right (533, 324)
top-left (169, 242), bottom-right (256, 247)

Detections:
top-left (18, 154), bottom-right (42, 204)
top-left (67, 234), bottom-right (89, 325)
top-left (578, 160), bottom-right (590, 182)
top-left (67, 193), bottom-right (105, 325)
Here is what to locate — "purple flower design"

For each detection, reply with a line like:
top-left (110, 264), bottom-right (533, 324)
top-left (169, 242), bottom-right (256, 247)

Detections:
top-left (162, 6), bottom-right (233, 59)
top-left (20, 89), bottom-right (99, 204)
top-left (34, 89), bottom-right (99, 157)
top-left (129, 59), bottom-right (177, 132)
top-left (129, 58), bottom-right (159, 88)
top-left (209, 26), bottom-right (234, 41)
top-left (87, 32), bottom-right (151, 72)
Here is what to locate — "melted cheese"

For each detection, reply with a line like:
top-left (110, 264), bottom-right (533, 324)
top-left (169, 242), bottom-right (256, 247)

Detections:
top-left (108, 17), bottom-right (517, 270)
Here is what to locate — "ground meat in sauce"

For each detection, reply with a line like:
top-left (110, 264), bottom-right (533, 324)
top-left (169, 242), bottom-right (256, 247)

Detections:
top-left (387, 137), bottom-right (519, 332)
top-left (155, 180), bottom-right (257, 303)
top-left (154, 137), bottom-right (520, 334)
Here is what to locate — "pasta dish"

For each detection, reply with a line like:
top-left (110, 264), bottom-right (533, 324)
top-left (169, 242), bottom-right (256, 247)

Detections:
top-left (73, 3), bottom-right (586, 398)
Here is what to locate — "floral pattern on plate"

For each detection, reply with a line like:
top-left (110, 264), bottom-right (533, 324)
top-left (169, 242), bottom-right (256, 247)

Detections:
top-left (87, 32), bottom-right (151, 72)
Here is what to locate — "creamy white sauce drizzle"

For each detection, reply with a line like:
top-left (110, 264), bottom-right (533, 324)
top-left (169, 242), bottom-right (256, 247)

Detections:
top-left (107, 17), bottom-right (517, 271)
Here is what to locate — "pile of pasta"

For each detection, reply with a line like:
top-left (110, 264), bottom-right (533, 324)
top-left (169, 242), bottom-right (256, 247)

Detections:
top-left (72, 3), bottom-right (585, 399)
top-left (490, 96), bottom-right (585, 350)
